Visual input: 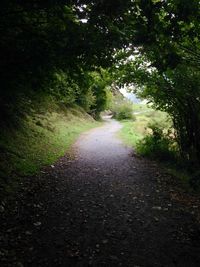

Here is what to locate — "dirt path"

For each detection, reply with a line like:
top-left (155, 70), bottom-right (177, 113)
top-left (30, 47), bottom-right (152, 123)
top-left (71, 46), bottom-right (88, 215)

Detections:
top-left (1, 118), bottom-right (200, 266)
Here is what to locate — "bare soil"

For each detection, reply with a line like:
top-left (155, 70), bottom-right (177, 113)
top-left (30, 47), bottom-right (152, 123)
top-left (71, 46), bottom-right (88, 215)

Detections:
top-left (1, 118), bottom-right (200, 266)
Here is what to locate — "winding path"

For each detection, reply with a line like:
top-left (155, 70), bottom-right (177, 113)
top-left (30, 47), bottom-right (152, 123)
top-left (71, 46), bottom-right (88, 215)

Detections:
top-left (1, 118), bottom-right (200, 266)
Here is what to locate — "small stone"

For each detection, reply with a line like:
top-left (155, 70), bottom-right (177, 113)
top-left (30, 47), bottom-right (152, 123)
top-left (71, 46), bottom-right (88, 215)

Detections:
top-left (102, 239), bottom-right (108, 244)
top-left (25, 231), bottom-right (32, 235)
top-left (0, 251), bottom-right (5, 256)
top-left (17, 262), bottom-right (24, 267)
top-left (33, 222), bottom-right (42, 227)
top-left (0, 205), bottom-right (5, 212)
top-left (152, 206), bottom-right (162, 210)
top-left (110, 255), bottom-right (119, 261)
top-left (154, 217), bottom-right (159, 222)
top-left (33, 204), bottom-right (40, 208)
top-left (51, 165), bottom-right (55, 168)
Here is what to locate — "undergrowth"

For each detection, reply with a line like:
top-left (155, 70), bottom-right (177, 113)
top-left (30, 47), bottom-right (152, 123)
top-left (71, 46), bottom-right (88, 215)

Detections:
top-left (136, 122), bottom-right (177, 161)
top-left (119, 104), bottom-right (200, 192)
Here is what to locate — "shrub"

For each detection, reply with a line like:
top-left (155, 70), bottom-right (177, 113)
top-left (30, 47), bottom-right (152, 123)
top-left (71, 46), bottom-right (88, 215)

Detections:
top-left (49, 71), bottom-right (79, 105)
top-left (112, 101), bottom-right (135, 121)
top-left (136, 123), bottom-right (176, 161)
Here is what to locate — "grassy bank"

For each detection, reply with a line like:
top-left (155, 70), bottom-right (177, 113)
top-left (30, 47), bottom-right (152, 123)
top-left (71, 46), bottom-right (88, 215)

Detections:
top-left (119, 104), bottom-right (170, 148)
top-left (119, 104), bottom-right (198, 191)
top-left (0, 101), bottom-right (100, 196)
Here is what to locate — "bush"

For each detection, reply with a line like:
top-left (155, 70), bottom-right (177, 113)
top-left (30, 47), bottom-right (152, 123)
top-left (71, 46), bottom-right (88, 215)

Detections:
top-left (136, 123), bottom-right (176, 161)
top-left (112, 100), bottom-right (135, 121)
top-left (49, 71), bottom-right (78, 105)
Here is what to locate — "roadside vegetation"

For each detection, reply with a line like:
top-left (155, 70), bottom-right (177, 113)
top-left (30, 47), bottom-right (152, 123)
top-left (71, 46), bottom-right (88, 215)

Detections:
top-left (111, 94), bottom-right (135, 121)
top-left (0, 97), bottom-right (100, 198)
top-left (112, 97), bottom-right (175, 162)
top-left (119, 102), bottom-right (200, 191)
top-left (119, 103), bottom-right (170, 149)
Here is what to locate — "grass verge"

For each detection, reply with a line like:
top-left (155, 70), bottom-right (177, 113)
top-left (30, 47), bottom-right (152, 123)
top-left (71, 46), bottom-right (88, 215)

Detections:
top-left (0, 103), bottom-right (100, 197)
top-left (119, 104), bottom-right (170, 148)
top-left (118, 104), bottom-right (200, 192)
top-left (119, 120), bottom-right (144, 147)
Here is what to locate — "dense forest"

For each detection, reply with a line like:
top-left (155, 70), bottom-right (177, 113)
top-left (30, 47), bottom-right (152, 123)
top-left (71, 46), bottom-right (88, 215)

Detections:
top-left (0, 0), bottom-right (200, 182)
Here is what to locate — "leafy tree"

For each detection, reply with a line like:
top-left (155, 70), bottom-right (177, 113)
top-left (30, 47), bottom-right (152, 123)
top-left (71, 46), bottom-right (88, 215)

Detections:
top-left (110, 0), bottom-right (200, 165)
top-left (89, 70), bottom-right (113, 118)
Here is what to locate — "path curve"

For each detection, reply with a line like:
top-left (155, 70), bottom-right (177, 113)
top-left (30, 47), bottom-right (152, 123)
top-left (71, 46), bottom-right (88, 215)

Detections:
top-left (74, 117), bottom-right (132, 165)
top-left (1, 118), bottom-right (200, 267)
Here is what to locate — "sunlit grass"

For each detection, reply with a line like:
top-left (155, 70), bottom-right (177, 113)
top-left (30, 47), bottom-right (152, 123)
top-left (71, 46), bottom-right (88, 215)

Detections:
top-left (119, 104), bottom-right (170, 148)
top-left (0, 106), bottom-right (100, 178)
top-left (119, 105), bottom-right (196, 190)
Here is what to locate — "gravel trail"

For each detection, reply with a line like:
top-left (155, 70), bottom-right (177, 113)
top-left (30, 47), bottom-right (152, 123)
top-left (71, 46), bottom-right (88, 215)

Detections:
top-left (1, 118), bottom-right (200, 267)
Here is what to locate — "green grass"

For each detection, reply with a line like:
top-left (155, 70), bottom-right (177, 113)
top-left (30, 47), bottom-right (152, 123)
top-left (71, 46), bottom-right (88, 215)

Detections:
top-left (119, 104), bottom-right (199, 192)
top-left (119, 103), bottom-right (170, 148)
top-left (132, 103), bottom-right (154, 113)
top-left (0, 104), bottom-right (100, 189)
top-left (119, 120), bottom-right (144, 147)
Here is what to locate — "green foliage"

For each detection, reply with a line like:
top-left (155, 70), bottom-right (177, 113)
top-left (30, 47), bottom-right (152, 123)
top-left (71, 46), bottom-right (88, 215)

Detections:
top-left (111, 94), bottom-right (135, 120)
top-left (136, 123), bottom-right (176, 161)
top-left (119, 104), bottom-right (170, 147)
top-left (0, 0), bottom-right (133, 101)
top-left (77, 87), bottom-right (96, 112)
top-left (89, 70), bottom-right (113, 118)
top-left (48, 71), bottom-right (79, 105)
top-left (114, 103), bottom-right (135, 120)
top-left (119, 121), bottom-right (142, 147)
top-left (113, 21), bottom-right (200, 164)
top-left (110, 0), bottom-right (200, 166)
top-left (0, 99), bottom-right (100, 197)
top-left (134, 64), bottom-right (200, 163)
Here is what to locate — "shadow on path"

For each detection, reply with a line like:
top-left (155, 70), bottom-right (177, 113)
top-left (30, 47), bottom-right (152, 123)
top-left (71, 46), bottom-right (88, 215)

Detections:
top-left (1, 118), bottom-right (200, 266)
